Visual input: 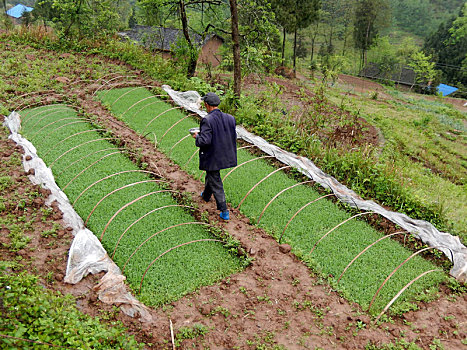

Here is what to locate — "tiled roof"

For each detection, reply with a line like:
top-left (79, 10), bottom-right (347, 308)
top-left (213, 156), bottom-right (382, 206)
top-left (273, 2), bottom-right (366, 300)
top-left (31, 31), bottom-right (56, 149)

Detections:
top-left (118, 25), bottom-right (222, 51)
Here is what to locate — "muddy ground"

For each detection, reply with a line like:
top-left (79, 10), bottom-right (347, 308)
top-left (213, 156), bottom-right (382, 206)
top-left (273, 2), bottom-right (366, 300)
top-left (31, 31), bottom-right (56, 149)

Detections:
top-left (1, 69), bottom-right (466, 349)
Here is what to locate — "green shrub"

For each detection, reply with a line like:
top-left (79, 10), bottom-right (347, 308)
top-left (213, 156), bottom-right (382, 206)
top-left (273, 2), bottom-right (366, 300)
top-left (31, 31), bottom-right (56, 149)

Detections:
top-left (0, 269), bottom-right (144, 349)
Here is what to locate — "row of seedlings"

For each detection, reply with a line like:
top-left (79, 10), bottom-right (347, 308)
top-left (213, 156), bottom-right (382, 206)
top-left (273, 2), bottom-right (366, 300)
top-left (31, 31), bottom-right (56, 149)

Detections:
top-left (97, 86), bottom-right (446, 315)
top-left (19, 103), bottom-right (247, 306)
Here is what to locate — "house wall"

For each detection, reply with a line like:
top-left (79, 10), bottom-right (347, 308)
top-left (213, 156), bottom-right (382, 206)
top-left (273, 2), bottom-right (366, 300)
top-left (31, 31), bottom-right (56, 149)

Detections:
top-left (197, 37), bottom-right (223, 68)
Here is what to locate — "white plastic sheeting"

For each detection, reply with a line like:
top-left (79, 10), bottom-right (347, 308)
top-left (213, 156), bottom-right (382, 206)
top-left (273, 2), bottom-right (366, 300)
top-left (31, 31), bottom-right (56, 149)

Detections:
top-left (4, 111), bottom-right (153, 322)
top-left (162, 85), bottom-right (467, 282)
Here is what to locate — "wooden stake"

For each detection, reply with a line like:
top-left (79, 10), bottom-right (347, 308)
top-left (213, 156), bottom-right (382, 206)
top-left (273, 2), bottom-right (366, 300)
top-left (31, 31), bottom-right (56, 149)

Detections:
top-left (170, 319), bottom-right (175, 350)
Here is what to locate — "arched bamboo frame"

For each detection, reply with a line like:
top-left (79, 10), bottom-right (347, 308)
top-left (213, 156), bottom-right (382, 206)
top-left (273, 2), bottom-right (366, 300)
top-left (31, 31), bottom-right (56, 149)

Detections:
top-left (237, 166), bottom-right (291, 210)
top-left (73, 170), bottom-right (163, 206)
top-left (11, 90), bottom-right (55, 109)
top-left (169, 134), bottom-right (191, 156)
top-left (17, 99), bottom-right (67, 119)
top-left (41, 129), bottom-right (106, 158)
top-left (128, 99), bottom-right (168, 119)
top-left (222, 156), bottom-right (276, 182)
top-left (92, 75), bottom-right (139, 96)
top-left (122, 222), bottom-right (210, 272)
top-left (62, 151), bottom-right (126, 190)
top-left (49, 137), bottom-right (117, 168)
top-left (22, 105), bottom-right (72, 126)
top-left (310, 212), bottom-right (376, 254)
top-left (98, 81), bottom-right (147, 99)
top-left (138, 239), bottom-right (224, 293)
top-left (108, 86), bottom-right (159, 109)
top-left (158, 114), bottom-right (193, 144)
top-left (337, 231), bottom-right (407, 283)
top-left (84, 180), bottom-right (167, 225)
top-left (29, 117), bottom-right (91, 141)
top-left (368, 246), bottom-right (434, 311)
top-left (36, 120), bottom-right (97, 144)
top-left (56, 147), bottom-right (128, 177)
top-left (257, 180), bottom-right (314, 224)
top-left (374, 269), bottom-right (442, 323)
top-left (27, 108), bottom-right (73, 130)
top-left (184, 144), bottom-right (257, 169)
top-left (184, 149), bottom-right (200, 167)
top-left (111, 204), bottom-right (194, 259)
top-left (279, 193), bottom-right (336, 244)
top-left (237, 145), bottom-right (256, 151)
top-left (120, 96), bottom-right (164, 119)
top-left (99, 190), bottom-right (179, 241)
top-left (142, 106), bottom-right (183, 135)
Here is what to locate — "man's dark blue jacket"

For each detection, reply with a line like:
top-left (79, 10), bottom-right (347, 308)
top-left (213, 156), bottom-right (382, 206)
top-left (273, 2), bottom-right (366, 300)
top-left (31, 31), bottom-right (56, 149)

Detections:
top-left (195, 108), bottom-right (237, 171)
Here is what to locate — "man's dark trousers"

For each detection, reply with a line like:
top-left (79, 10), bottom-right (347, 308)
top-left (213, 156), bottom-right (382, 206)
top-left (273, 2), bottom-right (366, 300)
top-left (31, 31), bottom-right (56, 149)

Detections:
top-left (202, 170), bottom-right (227, 211)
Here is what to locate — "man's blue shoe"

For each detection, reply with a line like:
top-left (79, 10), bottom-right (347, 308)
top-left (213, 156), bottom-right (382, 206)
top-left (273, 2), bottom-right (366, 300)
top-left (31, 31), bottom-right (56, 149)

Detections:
top-left (200, 192), bottom-right (209, 202)
top-left (220, 210), bottom-right (230, 221)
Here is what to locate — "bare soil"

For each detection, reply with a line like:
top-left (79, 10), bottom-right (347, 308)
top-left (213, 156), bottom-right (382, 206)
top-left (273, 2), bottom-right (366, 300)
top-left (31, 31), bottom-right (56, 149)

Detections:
top-left (1, 67), bottom-right (466, 349)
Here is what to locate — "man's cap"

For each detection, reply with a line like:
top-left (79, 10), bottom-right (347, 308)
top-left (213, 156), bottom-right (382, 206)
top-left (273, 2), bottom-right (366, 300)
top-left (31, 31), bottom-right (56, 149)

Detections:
top-left (201, 92), bottom-right (221, 106)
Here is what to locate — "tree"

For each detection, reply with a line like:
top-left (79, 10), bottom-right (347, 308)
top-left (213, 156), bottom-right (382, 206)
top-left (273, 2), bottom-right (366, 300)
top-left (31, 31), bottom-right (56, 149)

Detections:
top-left (2, 0), bottom-right (6, 14)
top-left (423, 4), bottom-right (467, 86)
top-left (137, 0), bottom-right (223, 78)
top-left (353, 0), bottom-right (390, 70)
top-left (407, 51), bottom-right (438, 90)
top-left (272, 0), bottom-right (320, 73)
top-left (450, 2), bottom-right (467, 42)
top-left (34, 0), bottom-right (121, 39)
top-left (229, 0), bottom-right (241, 98)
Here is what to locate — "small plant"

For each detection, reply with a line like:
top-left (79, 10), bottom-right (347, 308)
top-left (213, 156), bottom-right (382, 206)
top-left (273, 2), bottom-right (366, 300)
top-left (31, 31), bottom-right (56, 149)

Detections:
top-left (174, 323), bottom-right (209, 346)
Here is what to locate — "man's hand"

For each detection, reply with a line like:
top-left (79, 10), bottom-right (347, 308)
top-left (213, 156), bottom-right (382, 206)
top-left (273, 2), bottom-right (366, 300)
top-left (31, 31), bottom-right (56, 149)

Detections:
top-left (192, 132), bottom-right (198, 139)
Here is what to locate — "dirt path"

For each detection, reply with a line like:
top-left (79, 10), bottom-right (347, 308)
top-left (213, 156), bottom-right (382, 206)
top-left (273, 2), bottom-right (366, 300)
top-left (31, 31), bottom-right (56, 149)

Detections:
top-left (1, 71), bottom-right (465, 349)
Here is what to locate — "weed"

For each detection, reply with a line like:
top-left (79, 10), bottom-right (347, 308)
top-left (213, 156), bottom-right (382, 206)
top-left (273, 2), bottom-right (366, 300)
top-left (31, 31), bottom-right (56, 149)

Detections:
top-left (174, 324), bottom-right (209, 347)
top-left (0, 271), bottom-right (143, 349)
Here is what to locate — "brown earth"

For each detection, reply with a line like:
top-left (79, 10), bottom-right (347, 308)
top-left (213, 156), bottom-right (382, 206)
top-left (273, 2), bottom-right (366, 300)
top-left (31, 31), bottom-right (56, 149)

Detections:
top-left (1, 68), bottom-right (466, 349)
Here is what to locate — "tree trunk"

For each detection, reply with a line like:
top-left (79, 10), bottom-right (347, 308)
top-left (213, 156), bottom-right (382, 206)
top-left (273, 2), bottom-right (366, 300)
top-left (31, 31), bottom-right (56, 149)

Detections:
top-left (281, 26), bottom-right (286, 66)
top-left (179, 0), bottom-right (197, 78)
top-left (293, 27), bottom-right (297, 74)
top-left (229, 0), bottom-right (241, 99)
top-left (2, 0), bottom-right (6, 13)
top-left (342, 23), bottom-right (348, 56)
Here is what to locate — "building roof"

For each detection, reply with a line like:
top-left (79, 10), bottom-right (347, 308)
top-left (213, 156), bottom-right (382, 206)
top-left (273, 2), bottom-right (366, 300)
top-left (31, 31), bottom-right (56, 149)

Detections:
top-left (437, 83), bottom-right (458, 96)
top-left (118, 25), bottom-right (222, 51)
top-left (6, 4), bottom-right (33, 19)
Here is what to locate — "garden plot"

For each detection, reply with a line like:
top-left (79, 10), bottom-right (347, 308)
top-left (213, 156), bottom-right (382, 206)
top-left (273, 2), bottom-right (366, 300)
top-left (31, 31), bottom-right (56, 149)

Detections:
top-left (19, 104), bottom-right (246, 307)
top-left (98, 87), bottom-right (446, 315)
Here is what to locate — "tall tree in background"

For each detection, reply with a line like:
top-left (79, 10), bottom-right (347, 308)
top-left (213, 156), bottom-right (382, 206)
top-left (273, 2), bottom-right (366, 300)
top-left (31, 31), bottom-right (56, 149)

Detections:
top-left (272, 0), bottom-right (320, 72)
top-left (353, 0), bottom-right (390, 69)
top-left (229, 0), bottom-right (241, 98)
top-left (424, 3), bottom-right (467, 86)
top-left (270, 0), bottom-right (293, 65)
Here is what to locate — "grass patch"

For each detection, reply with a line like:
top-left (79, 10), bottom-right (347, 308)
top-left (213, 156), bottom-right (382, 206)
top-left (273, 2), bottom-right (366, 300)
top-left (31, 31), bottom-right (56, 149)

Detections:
top-left (0, 267), bottom-right (144, 349)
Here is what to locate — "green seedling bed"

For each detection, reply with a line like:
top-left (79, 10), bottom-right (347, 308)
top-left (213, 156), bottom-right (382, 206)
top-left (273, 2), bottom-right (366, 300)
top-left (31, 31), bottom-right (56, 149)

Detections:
top-left (98, 87), bottom-right (446, 314)
top-left (20, 104), bottom-right (245, 306)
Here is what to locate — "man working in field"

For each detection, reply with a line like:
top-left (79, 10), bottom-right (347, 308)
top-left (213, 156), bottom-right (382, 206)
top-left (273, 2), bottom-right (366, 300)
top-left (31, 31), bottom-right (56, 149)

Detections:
top-left (192, 92), bottom-right (237, 221)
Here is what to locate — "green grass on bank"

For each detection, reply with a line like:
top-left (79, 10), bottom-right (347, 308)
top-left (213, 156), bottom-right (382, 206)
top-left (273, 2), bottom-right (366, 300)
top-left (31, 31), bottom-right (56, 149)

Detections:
top-left (98, 87), bottom-right (446, 315)
top-left (19, 105), bottom-right (246, 307)
top-left (0, 266), bottom-right (144, 349)
top-left (326, 83), bottom-right (467, 241)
